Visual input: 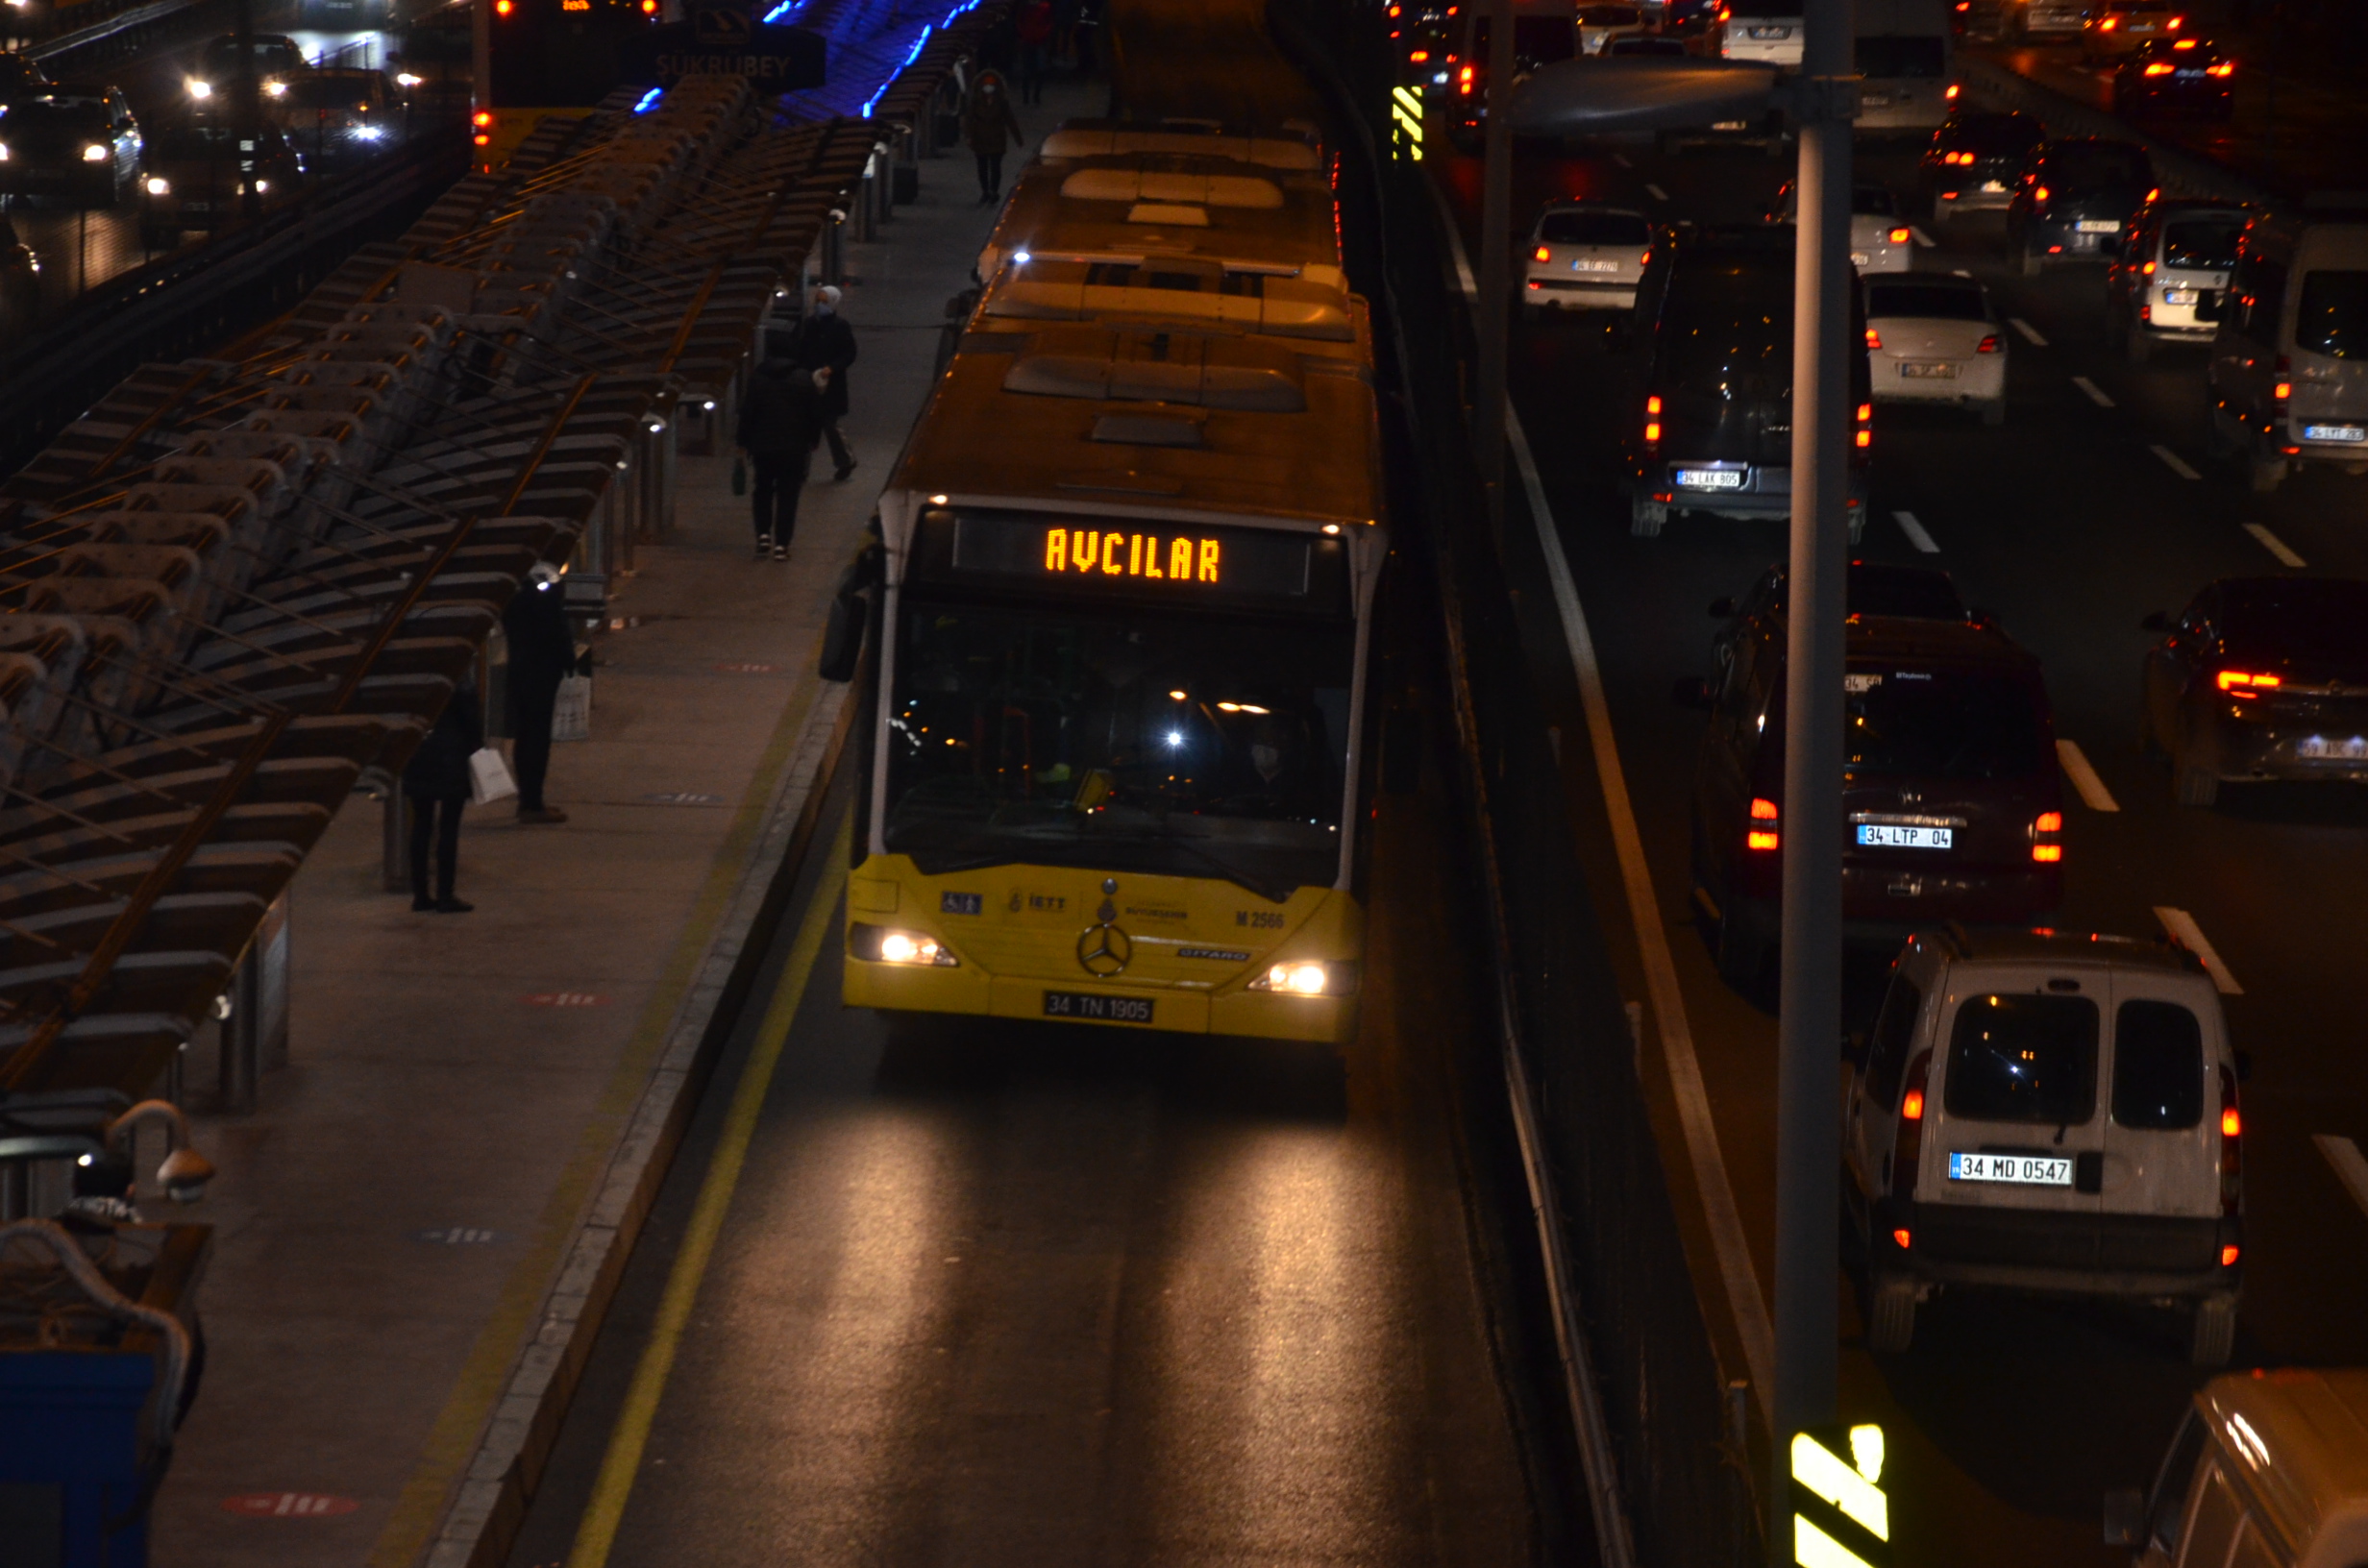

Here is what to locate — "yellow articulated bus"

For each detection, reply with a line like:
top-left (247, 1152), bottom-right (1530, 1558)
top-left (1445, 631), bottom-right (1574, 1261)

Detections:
top-left (842, 315), bottom-right (1387, 1045)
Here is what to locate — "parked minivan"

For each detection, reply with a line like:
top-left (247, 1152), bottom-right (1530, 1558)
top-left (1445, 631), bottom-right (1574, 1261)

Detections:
top-left (1855, 0), bottom-right (1954, 135)
top-left (1628, 226), bottom-right (1871, 537)
top-left (2107, 1369), bottom-right (2368, 1566)
top-left (1846, 927), bottom-right (2245, 1364)
top-left (2109, 197), bottom-right (2249, 362)
top-left (2207, 199), bottom-right (2368, 493)
top-left (1680, 562), bottom-right (2060, 990)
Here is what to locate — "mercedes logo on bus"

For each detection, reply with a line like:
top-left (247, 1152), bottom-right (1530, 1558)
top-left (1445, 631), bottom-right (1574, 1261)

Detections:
top-left (1077, 876), bottom-right (1130, 976)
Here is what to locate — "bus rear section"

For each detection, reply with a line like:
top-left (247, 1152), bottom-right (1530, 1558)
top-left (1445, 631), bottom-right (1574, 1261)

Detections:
top-left (846, 327), bottom-right (1386, 1046)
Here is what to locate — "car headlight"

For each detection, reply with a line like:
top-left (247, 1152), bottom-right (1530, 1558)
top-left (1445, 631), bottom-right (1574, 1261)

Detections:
top-left (355, 124), bottom-right (383, 139)
top-left (848, 921), bottom-right (959, 967)
top-left (0, 144), bottom-right (10, 162)
top-left (1247, 959), bottom-right (1357, 997)
top-left (145, 175), bottom-right (169, 195)
top-left (83, 142), bottom-right (111, 162)
top-left (395, 71), bottom-right (422, 86)
top-left (265, 80), bottom-right (288, 98)
top-left (186, 78), bottom-right (211, 98)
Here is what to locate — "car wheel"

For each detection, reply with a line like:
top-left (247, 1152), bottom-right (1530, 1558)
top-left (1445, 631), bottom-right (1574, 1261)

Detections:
top-left (2019, 247), bottom-right (2041, 277)
top-left (2173, 752), bottom-right (2220, 809)
top-left (2125, 323), bottom-right (2151, 364)
top-left (1866, 1274), bottom-right (1917, 1355)
top-left (1630, 493), bottom-right (1667, 537)
top-left (1979, 400), bottom-right (2006, 428)
top-left (2189, 1295), bottom-right (2237, 1368)
top-left (2250, 449), bottom-right (2287, 493)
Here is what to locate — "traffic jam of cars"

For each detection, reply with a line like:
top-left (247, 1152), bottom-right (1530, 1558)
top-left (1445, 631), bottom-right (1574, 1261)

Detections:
top-left (1399, 0), bottom-right (2368, 1548)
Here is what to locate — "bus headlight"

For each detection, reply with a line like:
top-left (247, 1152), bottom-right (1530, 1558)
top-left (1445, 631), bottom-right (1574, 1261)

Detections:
top-left (146, 176), bottom-right (169, 195)
top-left (83, 143), bottom-right (111, 162)
top-left (1249, 960), bottom-right (1355, 996)
top-left (186, 78), bottom-right (212, 98)
top-left (850, 921), bottom-right (959, 967)
top-left (265, 80), bottom-right (288, 98)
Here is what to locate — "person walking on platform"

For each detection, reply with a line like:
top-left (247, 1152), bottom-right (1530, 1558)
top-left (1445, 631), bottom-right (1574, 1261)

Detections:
top-left (963, 69), bottom-right (1024, 204)
top-left (404, 676), bottom-right (481, 914)
top-left (504, 561), bottom-right (575, 825)
top-left (786, 286), bottom-right (859, 481)
top-left (1015, 0), bottom-right (1053, 103)
top-left (734, 338), bottom-right (826, 560)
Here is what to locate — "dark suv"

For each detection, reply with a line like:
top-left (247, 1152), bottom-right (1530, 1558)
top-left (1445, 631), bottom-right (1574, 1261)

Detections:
top-left (2007, 136), bottom-right (2157, 273)
top-left (1628, 226), bottom-right (1871, 539)
top-left (1681, 561), bottom-right (2065, 992)
top-left (1918, 109), bottom-right (2044, 227)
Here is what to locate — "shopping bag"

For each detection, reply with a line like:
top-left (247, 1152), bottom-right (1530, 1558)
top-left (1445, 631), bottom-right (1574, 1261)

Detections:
top-left (468, 747), bottom-right (517, 806)
top-left (552, 674), bottom-right (592, 742)
top-left (730, 455), bottom-right (747, 496)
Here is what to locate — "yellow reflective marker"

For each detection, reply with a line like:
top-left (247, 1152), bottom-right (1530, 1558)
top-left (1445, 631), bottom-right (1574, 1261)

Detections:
top-left (1792, 1430), bottom-right (1889, 1539)
top-left (1791, 1423), bottom-right (1891, 1568)
top-left (1392, 86), bottom-right (1424, 161)
top-left (1795, 1509), bottom-right (1880, 1568)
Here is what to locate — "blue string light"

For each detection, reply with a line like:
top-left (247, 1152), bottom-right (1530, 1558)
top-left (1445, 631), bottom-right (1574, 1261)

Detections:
top-left (854, 0), bottom-right (980, 117)
top-left (632, 86), bottom-right (663, 113)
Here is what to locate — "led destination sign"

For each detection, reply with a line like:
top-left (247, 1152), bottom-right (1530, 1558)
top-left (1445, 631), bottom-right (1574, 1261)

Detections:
top-left (939, 513), bottom-right (1336, 605)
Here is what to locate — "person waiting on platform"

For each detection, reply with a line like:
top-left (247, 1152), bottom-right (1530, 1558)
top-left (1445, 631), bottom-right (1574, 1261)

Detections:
top-left (963, 69), bottom-right (1024, 204)
top-left (504, 561), bottom-right (575, 826)
top-left (403, 676), bottom-right (481, 914)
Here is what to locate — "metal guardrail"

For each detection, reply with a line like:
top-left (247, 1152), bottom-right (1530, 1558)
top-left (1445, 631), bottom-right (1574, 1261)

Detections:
top-left (27, 0), bottom-right (206, 62)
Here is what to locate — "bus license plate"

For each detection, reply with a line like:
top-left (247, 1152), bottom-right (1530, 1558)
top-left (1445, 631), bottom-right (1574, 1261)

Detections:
top-left (1857, 823), bottom-right (1953, 849)
top-left (2303, 423), bottom-right (2366, 443)
top-left (1676, 468), bottom-right (1745, 490)
top-left (1043, 991), bottom-right (1154, 1024)
top-left (1949, 1151), bottom-right (2073, 1186)
top-left (1900, 361), bottom-right (1959, 379)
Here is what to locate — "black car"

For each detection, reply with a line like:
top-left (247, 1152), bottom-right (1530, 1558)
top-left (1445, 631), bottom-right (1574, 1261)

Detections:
top-left (0, 92), bottom-right (144, 207)
top-left (1918, 109), bottom-right (2044, 226)
top-left (1680, 561), bottom-right (2065, 992)
top-left (0, 53), bottom-right (52, 105)
top-left (1628, 225), bottom-right (1871, 538)
top-left (2006, 136), bottom-right (2157, 274)
top-left (2113, 37), bottom-right (2236, 119)
top-left (2141, 577), bottom-right (2368, 807)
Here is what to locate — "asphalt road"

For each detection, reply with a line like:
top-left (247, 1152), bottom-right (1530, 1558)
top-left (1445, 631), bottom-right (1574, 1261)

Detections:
top-left (1438, 91), bottom-right (2368, 1568)
top-left (499, 758), bottom-right (1549, 1568)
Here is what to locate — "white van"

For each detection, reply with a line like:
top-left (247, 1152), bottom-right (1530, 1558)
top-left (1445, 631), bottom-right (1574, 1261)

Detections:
top-left (1720, 0), bottom-right (1805, 64)
top-left (1855, 0), bottom-right (1954, 134)
top-left (2207, 199), bottom-right (2368, 493)
top-left (2107, 1370), bottom-right (2368, 1567)
top-left (1844, 927), bottom-right (2246, 1365)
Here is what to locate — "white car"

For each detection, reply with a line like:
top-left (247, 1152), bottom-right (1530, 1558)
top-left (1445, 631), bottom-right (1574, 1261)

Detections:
top-left (1769, 181), bottom-right (1917, 274)
top-left (1523, 202), bottom-right (1654, 313)
top-left (1577, 4), bottom-right (1653, 52)
top-left (1864, 273), bottom-right (2007, 424)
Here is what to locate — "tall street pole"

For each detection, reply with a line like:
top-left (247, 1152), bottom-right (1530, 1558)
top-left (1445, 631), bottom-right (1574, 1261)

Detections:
top-left (1773, 0), bottom-right (1854, 1542)
top-left (1473, 0), bottom-right (1516, 521)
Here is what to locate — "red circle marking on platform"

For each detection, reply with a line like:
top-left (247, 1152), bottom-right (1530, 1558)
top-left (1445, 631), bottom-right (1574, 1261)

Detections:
top-left (222, 1493), bottom-right (360, 1518)
top-left (521, 992), bottom-right (613, 1007)
top-left (715, 661), bottom-right (779, 674)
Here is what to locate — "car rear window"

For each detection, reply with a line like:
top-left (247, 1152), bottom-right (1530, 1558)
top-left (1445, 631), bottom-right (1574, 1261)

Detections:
top-left (1541, 209), bottom-right (1651, 245)
top-left (1852, 186), bottom-right (1903, 217)
top-left (1843, 668), bottom-right (2050, 780)
top-left (1858, 36), bottom-right (1945, 77)
top-left (2219, 577), bottom-right (2368, 664)
top-left (1865, 282), bottom-right (1989, 322)
top-left (2111, 999), bottom-right (2205, 1130)
top-left (1945, 993), bottom-right (2098, 1125)
top-left (2296, 269), bottom-right (2368, 359)
top-left (2044, 142), bottom-right (2152, 194)
top-left (289, 77), bottom-right (369, 107)
top-left (2162, 218), bottom-right (2242, 270)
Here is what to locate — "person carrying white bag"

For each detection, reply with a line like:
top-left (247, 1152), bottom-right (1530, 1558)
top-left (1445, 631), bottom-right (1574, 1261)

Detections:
top-left (402, 674), bottom-right (502, 914)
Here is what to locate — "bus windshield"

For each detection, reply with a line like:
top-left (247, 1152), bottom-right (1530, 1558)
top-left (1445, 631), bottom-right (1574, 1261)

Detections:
top-left (884, 601), bottom-right (1353, 898)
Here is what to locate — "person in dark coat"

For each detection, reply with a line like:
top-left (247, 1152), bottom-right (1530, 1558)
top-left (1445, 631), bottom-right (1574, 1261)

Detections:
top-left (504, 561), bottom-right (575, 825)
top-left (962, 70), bottom-right (1024, 204)
top-left (403, 676), bottom-right (481, 913)
top-left (785, 286), bottom-right (859, 481)
top-left (1015, 0), bottom-right (1053, 103)
top-left (733, 342), bottom-right (826, 559)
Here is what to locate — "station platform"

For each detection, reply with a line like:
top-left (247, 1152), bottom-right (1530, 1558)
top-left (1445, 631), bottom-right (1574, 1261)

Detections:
top-left (147, 70), bottom-right (1103, 1568)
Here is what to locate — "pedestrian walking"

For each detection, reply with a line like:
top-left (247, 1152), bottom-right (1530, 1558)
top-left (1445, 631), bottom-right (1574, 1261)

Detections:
top-left (786, 285), bottom-right (859, 481)
top-left (504, 561), bottom-right (575, 825)
top-left (403, 676), bottom-right (481, 914)
top-left (734, 338), bottom-right (827, 560)
top-left (1015, 0), bottom-right (1053, 103)
top-left (963, 69), bottom-right (1024, 204)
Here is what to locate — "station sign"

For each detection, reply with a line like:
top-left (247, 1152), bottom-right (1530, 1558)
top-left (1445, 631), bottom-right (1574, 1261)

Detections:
top-left (628, 4), bottom-right (826, 89)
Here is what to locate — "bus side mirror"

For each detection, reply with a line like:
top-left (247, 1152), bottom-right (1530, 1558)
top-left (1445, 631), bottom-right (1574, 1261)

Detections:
top-left (2102, 1487), bottom-right (2145, 1547)
top-left (1381, 706), bottom-right (1422, 796)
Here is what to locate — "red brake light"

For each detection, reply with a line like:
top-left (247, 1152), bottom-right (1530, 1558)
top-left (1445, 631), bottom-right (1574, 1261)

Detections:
top-left (1410, 48), bottom-right (1429, 60)
top-left (2218, 670), bottom-right (2282, 692)
top-left (2207, 60), bottom-right (2234, 74)
top-left (2035, 811), bottom-right (2061, 832)
top-left (1888, 227), bottom-right (1911, 243)
top-left (2221, 1243), bottom-right (2241, 1267)
top-left (1901, 1087), bottom-right (1923, 1121)
top-left (1865, 327), bottom-right (1882, 350)
top-left (2167, 12), bottom-right (2181, 25)
top-left (1746, 796), bottom-right (1778, 851)
top-left (2221, 1105), bottom-right (2241, 1139)
top-left (2143, 259), bottom-right (2156, 274)
top-left (1749, 796), bottom-right (1779, 820)
top-left (2035, 184), bottom-right (2050, 204)
top-left (2273, 355), bottom-right (2291, 402)
top-left (2219, 1064), bottom-right (2242, 1214)
top-left (2144, 61), bottom-right (2175, 74)
top-left (2173, 36), bottom-right (2197, 46)
top-left (1857, 404), bottom-right (1872, 422)
top-left (2147, 186), bottom-right (2160, 202)
top-left (1646, 394), bottom-right (1663, 415)
top-left (473, 110), bottom-right (494, 128)
top-left (1534, 245), bottom-right (1551, 262)
top-left (1892, 1228), bottom-right (1913, 1249)
top-left (1643, 395), bottom-right (1662, 441)
top-left (2099, 14), bottom-right (2116, 28)
top-left (494, 0), bottom-right (512, 12)
top-left (1894, 1049), bottom-right (1932, 1196)
top-left (1946, 83), bottom-right (1960, 99)
top-left (1976, 333), bottom-right (1999, 354)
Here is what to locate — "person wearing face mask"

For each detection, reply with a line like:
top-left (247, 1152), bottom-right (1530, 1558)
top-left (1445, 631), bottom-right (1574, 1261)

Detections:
top-left (962, 68), bottom-right (1024, 204)
top-left (785, 284), bottom-right (859, 481)
top-left (734, 332), bottom-right (828, 559)
top-left (503, 560), bottom-right (576, 825)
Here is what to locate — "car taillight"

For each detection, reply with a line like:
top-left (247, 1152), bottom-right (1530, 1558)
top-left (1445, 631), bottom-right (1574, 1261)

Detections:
top-left (2273, 355), bottom-right (2291, 403)
top-left (2032, 810), bottom-right (2062, 863)
top-left (2140, 304), bottom-right (2152, 323)
top-left (2035, 184), bottom-right (2049, 205)
top-left (1410, 48), bottom-right (1430, 60)
top-left (2218, 1064), bottom-right (2242, 1214)
top-left (2147, 186), bottom-right (2160, 202)
top-left (1894, 1050), bottom-right (1932, 1196)
top-left (1640, 248), bottom-right (1652, 267)
top-left (2099, 14), bottom-right (2116, 28)
top-left (1946, 82), bottom-right (1961, 99)
top-left (2167, 12), bottom-right (2181, 25)
top-left (1856, 402), bottom-right (1872, 450)
top-left (1747, 796), bottom-right (1779, 851)
top-left (1644, 393), bottom-right (1662, 444)
top-left (1976, 333), bottom-right (1999, 353)
top-left (2207, 60), bottom-right (2234, 74)
top-left (2216, 669), bottom-right (2282, 694)
top-left (1888, 227), bottom-right (1911, 243)
top-left (2142, 259), bottom-right (2156, 274)
top-left (1865, 327), bottom-right (1883, 350)
top-left (1534, 245), bottom-right (1551, 262)
top-left (2144, 61), bottom-right (2175, 73)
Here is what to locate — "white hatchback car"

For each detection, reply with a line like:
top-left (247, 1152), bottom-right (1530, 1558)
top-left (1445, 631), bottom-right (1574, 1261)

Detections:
top-left (1846, 927), bottom-right (2247, 1366)
top-left (1770, 181), bottom-right (1917, 273)
top-left (1864, 272), bottom-right (2008, 424)
top-left (1524, 202), bottom-right (1654, 314)
top-left (1577, 3), bottom-right (1653, 52)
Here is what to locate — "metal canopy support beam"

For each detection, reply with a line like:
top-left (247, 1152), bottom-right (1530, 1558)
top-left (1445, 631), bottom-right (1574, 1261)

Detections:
top-left (1473, 0), bottom-right (1517, 521)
